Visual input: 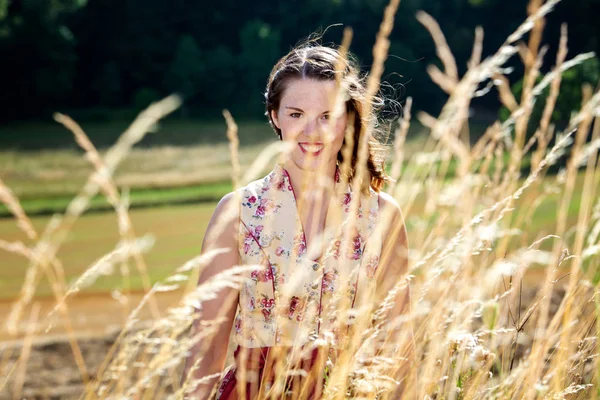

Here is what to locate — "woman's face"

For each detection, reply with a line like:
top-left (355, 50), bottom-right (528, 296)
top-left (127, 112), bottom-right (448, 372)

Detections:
top-left (271, 78), bottom-right (348, 171)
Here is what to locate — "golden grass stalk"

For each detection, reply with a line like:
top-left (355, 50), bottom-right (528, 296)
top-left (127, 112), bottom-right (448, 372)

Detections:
top-left (388, 96), bottom-right (412, 193)
top-left (10, 302), bottom-right (40, 399)
top-left (6, 97), bottom-right (181, 339)
top-left (223, 109), bottom-right (241, 190)
top-left (0, 178), bottom-right (37, 241)
top-left (53, 113), bottom-right (162, 317)
top-left (527, 24), bottom-right (568, 163)
top-left (5, 1), bottom-right (600, 399)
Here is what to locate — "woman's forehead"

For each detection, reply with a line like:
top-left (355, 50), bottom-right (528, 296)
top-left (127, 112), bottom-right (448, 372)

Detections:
top-left (280, 79), bottom-right (337, 109)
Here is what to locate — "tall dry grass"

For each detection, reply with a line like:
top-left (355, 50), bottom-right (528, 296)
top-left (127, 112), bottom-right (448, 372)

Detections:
top-left (1, 0), bottom-right (600, 398)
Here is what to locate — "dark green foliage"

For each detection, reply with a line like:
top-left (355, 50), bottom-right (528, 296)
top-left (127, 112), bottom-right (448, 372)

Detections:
top-left (499, 57), bottom-right (600, 127)
top-left (94, 61), bottom-right (122, 108)
top-left (238, 20), bottom-right (281, 111)
top-left (133, 87), bottom-right (162, 112)
top-left (165, 35), bottom-right (204, 101)
top-left (0, 0), bottom-right (598, 134)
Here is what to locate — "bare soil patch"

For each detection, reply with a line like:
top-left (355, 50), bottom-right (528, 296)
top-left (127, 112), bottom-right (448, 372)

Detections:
top-left (1, 289), bottom-right (184, 399)
top-left (0, 268), bottom-right (570, 399)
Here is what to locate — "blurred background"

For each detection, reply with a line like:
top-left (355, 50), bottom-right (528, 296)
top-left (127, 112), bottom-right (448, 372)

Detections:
top-left (0, 2), bottom-right (599, 398)
top-left (1, 0), bottom-right (599, 136)
top-left (0, 0), bottom-right (597, 326)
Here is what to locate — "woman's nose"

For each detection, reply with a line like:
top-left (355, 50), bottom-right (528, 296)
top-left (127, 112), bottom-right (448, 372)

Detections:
top-left (302, 118), bottom-right (322, 139)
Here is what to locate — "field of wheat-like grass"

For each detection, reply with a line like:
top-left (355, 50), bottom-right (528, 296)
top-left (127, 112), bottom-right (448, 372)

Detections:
top-left (1, 0), bottom-right (600, 398)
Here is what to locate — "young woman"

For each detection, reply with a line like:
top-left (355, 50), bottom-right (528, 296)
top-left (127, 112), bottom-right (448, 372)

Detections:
top-left (183, 43), bottom-right (411, 399)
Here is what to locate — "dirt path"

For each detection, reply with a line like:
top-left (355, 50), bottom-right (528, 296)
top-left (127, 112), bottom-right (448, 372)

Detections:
top-left (0, 266), bottom-right (561, 343)
top-left (0, 289), bottom-right (187, 400)
top-left (0, 289), bottom-right (185, 343)
top-left (0, 267), bottom-right (570, 399)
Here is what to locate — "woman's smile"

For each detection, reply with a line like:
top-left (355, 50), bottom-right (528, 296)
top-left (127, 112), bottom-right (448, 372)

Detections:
top-left (298, 142), bottom-right (324, 155)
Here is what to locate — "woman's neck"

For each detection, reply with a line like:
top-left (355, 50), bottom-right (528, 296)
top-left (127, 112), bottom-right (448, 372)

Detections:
top-left (282, 159), bottom-right (337, 203)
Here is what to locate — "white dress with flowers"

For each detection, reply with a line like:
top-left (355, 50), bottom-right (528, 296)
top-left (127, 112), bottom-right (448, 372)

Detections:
top-left (232, 163), bottom-right (383, 349)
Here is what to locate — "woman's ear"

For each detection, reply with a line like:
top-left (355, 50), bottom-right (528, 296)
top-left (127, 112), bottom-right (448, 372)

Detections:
top-left (270, 109), bottom-right (280, 129)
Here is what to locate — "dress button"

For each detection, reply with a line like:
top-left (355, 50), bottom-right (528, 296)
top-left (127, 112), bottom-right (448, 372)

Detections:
top-left (312, 263), bottom-right (319, 271)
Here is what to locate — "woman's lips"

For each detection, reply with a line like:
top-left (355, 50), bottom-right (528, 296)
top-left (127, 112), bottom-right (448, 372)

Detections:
top-left (298, 143), bottom-right (323, 155)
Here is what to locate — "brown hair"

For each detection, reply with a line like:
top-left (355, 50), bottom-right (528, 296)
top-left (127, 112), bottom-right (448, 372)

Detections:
top-left (264, 44), bottom-right (390, 192)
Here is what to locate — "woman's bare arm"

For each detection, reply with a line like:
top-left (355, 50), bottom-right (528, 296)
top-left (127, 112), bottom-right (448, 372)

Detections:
top-left (377, 192), bottom-right (410, 317)
top-left (182, 192), bottom-right (240, 399)
top-left (376, 192), bottom-right (414, 394)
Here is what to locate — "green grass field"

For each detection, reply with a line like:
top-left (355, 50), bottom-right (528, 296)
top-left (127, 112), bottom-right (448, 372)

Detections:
top-left (0, 119), bottom-right (587, 299)
top-left (0, 203), bottom-right (215, 299)
top-left (0, 119), bottom-right (274, 150)
top-left (0, 119), bottom-right (433, 217)
top-left (0, 171), bottom-right (586, 300)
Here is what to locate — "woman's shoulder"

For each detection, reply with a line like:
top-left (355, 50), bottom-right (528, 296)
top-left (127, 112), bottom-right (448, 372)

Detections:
top-left (376, 190), bottom-right (406, 227)
top-left (206, 192), bottom-right (240, 235)
top-left (377, 191), bottom-right (401, 212)
top-left (213, 191), bottom-right (238, 215)
top-left (210, 171), bottom-right (274, 224)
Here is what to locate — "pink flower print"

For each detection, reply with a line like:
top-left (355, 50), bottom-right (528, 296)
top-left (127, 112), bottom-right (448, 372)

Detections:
top-left (277, 273), bottom-right (286, 285)
top-left (365, 255), bottom-right (379, 278)
top-left (243, 195), bottom-right (258, 208)
top-left (248, 297), bottom-right (255, 311)
top-left (287, 296), bottom-right (305, 320)
top-left (275, 246), bottom-right (286, 257)
top-left (245, 225), bottom-right (263, 243)
top-left (261, 297), bottom-right (275, 308)
top-left (264, 266), bottom-right (274, 281)
top-left (297, 242), bottom-right (306, 255)
top-left (243, 225), bottom-right (263, 255)
top-left (254, 199), bottom-right (277, 218)
top-left (261, 176), bottom-right (272, 193)
top-left (276, 177), bottom-right (286, 191)
top-left (254, 201), bottom-right (266, 217)
top-left (294, 234), bottom-right (307, 256)
top-left (332, 240), bottom-right (341, 260)
top-left (234, 316), bottom-right (242, 333)
top-left (322, 270), bottom-right (336, 292)
top-left (262, 308), bottom-right (272, 321)
top-left (275, 170), bottom-right (293, 191)
top-left (343, 192), bottom-right (352, 206)
top-left (348, 234), bottom-right (362, 260)
top-left (251, 267), bottom-right (273, 282)
top-left (342, 192), bottom-right (352, 212)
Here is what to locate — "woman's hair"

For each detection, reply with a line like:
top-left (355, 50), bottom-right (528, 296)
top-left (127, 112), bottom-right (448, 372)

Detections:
top-left (264, 44), bottom-right (390, 192)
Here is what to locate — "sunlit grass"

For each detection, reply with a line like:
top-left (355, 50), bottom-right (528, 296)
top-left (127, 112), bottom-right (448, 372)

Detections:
top-left (1, 0), bottom-right (599, 399)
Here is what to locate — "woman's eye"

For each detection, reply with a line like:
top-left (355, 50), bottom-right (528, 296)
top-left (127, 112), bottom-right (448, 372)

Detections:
top-left (321, 114), bottom-right (330, 120)
top-left (290, 113), bottom-right (301, 118)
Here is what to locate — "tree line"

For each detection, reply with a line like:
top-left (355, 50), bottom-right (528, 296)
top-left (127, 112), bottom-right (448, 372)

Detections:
top-left (0, 0), bottom-right (598, 124)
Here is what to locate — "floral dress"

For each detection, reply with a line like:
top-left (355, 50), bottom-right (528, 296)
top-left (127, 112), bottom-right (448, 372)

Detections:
top-left (215, 163), bottom-right (382, 399)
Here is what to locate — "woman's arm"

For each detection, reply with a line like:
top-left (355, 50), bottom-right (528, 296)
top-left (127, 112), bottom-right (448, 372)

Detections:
top-left (182, 192), bottom-right (240, 399)
top-left (376, 192), bottom-right (414, 395)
